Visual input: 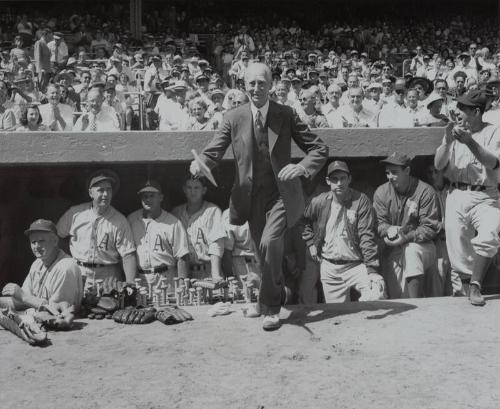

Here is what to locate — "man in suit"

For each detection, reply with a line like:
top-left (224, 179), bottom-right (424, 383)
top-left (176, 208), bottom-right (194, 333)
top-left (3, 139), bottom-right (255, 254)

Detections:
top-left (33, 28), bottom-right (53, 92)
top-left (190, 63), bottom-right (328, 330)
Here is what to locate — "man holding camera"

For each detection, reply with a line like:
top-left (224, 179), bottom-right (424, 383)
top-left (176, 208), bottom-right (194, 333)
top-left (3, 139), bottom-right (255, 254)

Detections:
top-left (435, 90), bottom-right (500, 306)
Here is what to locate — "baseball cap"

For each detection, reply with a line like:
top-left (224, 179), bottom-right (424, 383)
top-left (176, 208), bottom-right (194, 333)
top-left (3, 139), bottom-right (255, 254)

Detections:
top-left (456, 89), bottom-right (489, 111)
top-left (380, 152), bottom-right (412, 167)
top-left (88, 169), bottom-right (120, 191)
top-left (327, 160), bottom-right (350, 176)
top-left (138, 180), bottom-right (162, 194)
top-left (24, 219), bottom-right (58, 236)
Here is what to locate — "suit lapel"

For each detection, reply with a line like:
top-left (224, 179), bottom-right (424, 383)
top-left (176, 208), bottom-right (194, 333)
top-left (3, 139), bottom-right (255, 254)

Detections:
top-left (239, 104), bottom-right (253, 151)
top-left (267, 100), bottom-right (283, 153)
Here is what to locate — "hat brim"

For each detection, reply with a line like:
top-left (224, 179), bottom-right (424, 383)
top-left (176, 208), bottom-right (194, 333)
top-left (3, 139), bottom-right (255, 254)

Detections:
top-left (380, 158), bottom-right (410, 167)
top-left (24, 227), bottom-right (57, 236)
top-left (138, 187), bottom-right (161, 194)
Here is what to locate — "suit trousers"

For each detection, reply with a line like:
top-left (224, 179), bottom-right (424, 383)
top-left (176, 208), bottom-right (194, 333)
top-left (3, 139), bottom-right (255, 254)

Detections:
top-left (249, 184), bottom-right (287, 315)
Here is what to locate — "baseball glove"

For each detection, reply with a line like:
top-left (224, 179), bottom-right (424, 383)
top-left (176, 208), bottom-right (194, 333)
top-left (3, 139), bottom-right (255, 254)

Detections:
top-left (112, 307), bottom-right (157, 324)
top-left (0, 308), bottom-right (48, 345)
top-left (156, 306), bottom-right (193, 325)
top-left (30, 302), bottom-right (76, 330)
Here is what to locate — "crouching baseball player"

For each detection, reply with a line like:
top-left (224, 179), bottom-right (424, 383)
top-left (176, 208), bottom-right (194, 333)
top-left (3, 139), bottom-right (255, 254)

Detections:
top-left (373, 153), bottom-right (440, 299)
top-left (56, 170), bottom-right (137, 287)
top-left (301, 161), bottom-right (385, 303)
top-left (128, 180), bottom-right (190, 290)
top-left (435, 90), bottom-right (500, 306)
top-left (172, 175), bottom-right (225, 282)
top-left (0, 219), bottom-right (83, 310)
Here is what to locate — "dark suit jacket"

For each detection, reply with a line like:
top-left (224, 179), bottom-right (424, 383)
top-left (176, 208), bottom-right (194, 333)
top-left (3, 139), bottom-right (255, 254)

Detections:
top-left (200, 100), bottom-right (328, 227)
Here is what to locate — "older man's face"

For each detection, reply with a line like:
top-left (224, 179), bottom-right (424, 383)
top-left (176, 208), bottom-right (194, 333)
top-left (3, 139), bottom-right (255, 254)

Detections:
top-left (349, 89), bottom-right (363, 108)
top-left (87, 91), bottom-right (104, 114)
top-left (29, 231), bottom-right (58, 262)
top-left (245, 64), bottom-right (271, 108)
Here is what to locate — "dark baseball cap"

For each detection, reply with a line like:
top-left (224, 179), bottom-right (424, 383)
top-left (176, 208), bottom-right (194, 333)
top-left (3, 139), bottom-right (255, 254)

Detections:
top-left (88, 169), bottom-right (120, 191)
top-left (24, 219), bottom-right (57, 236)
top-left (381, 152), bottom-right (412, 167)
top-left (456, 89), bottom-right (489, 111)
top-left (327, 160), bottom-right (350, 176)
top-left (138, 180), bottom-right (162, 194)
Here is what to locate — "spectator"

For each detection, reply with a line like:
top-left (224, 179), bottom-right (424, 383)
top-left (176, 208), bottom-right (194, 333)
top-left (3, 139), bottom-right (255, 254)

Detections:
top-left (330, 87), bottom-right (377, 128)
top-left (38, 84), bottom-right (73, 131)
top-left (73, 87), bottom-right (120, 131)
top-left (33, 28), bottom-right (53, 92)
top-left (186, 97), bottom-right (218, 131)
top-left (16, 103), bottom-right (47, 131)
top-left (298, 88), bottom-right (328, 128)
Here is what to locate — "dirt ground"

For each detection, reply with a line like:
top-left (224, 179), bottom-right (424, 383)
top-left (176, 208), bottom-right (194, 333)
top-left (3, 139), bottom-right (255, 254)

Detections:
top-left (1, 296), bottom-right (500, 409)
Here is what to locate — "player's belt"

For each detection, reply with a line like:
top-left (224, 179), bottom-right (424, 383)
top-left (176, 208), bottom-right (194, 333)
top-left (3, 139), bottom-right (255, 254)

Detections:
top-left (322, 257), bottom-right (360, 265)
top-left (76, 261), bottom-right (118, 268)
top-left (451, 182), bottom-right (486, 191)
top-left (139, 265), bottom-right (172, 274)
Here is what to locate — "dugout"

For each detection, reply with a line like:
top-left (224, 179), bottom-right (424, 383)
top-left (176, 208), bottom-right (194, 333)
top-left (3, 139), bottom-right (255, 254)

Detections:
top-left (1, 127), bottom-right (500, 293)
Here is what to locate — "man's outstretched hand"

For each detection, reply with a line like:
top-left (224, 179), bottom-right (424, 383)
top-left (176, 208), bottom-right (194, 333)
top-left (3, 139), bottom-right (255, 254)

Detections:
top-left (189, 159), bottom-right (203, 178)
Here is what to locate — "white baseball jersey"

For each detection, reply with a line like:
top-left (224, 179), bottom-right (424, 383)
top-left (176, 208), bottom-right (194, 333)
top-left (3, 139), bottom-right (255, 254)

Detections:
top-left (57, 202), bottom-right (136, 264)
top-left (127, 209), bottom-right (190, 269)
top-left (222, 208), bottom-right (255, 257)
top-left (171, 201), bottom-right (225, 264)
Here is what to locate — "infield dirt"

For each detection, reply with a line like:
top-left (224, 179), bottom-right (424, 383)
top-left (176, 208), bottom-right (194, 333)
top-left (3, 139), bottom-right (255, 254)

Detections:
top-left (1, 296), bottom-right (499, 409)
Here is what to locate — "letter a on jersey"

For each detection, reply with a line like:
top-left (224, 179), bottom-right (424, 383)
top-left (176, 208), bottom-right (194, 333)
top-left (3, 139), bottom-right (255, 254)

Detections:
top-left (153, 234), bottom-right (165, 252)
top-left (98, 233), bottom-right (109, 251)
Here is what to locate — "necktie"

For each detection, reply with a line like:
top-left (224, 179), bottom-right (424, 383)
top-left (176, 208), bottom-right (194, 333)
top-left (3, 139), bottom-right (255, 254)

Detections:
top-left (254, 110), bottom-right (267, 152)
top-left (255, 110), bottom-right (264, 131)
top-left (89, 114), bottom-right (97, 131)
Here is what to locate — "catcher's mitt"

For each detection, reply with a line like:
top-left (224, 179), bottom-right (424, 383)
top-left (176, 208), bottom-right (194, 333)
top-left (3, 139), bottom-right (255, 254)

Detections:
top-left (30, 302), bottom-right (76, 330)
top-left (156, 306), bottom-right (193, 325)
top-left (359, 273), bottom-right (387, 301)
top-left (112, 307), bottom-right (157, 324)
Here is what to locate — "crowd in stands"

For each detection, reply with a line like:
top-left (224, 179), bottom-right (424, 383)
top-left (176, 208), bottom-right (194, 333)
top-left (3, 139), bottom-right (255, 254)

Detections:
top-left (1, 4), bottom-right (500, 131)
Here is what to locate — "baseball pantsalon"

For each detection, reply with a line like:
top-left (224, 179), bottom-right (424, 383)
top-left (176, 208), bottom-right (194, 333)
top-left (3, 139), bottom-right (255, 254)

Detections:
top-left (79, 264), bottom-right (122, 289)
top-left (319, 260), bottom-right (370, 303)
top-left (445, 189), bottom-right (500, 276)
top-left (382, 242), bottom-right (437, 299)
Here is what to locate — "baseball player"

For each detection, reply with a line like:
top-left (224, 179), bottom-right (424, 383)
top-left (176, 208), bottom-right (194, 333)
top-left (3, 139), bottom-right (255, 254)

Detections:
top-left (127, 180), bottom-right (190, 290)
top-left (0, 219), bottom-right (83, 310)
top-left (435, 89), bottom-right (500, 306)
top-left (302, 161), bottom-right (384, 303)
top-left (171, 175), bottom-right (225, 282)
top-left (221, 208), bottom-right (260, 288)
top-left (56, 170), bottom-right (137, 287)
top-left (373, 153), bottom-right (440, 299)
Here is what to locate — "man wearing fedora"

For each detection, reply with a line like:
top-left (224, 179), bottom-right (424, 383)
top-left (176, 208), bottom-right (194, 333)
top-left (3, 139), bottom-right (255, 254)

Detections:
top-left (302, 161), bottom-right (384, 303)
top-left (0, 219), bottom-right (83, 310)
top-left (57, 170), bottom-right (137, 287)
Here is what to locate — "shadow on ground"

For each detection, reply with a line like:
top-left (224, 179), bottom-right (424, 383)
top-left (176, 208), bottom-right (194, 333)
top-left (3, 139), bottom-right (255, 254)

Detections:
top-left (282, 300), bottom-right (417, 332)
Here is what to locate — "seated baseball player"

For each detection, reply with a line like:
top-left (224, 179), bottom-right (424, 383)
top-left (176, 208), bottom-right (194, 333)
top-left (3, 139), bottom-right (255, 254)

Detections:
top-left (373, 153), bottom-right (440, 299)
top-left (221, 207), bottom-right (260, 288)
top-left (301, 161), bottom-right (384, 303)
top-left (127, 180), bottom-right (190, 290)
top-left (0, 219), bottom-right (83, 310)
top-left (56, 169), bottom-right (137, 287)
top-left (172, 175), bottom-right (225, 282)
